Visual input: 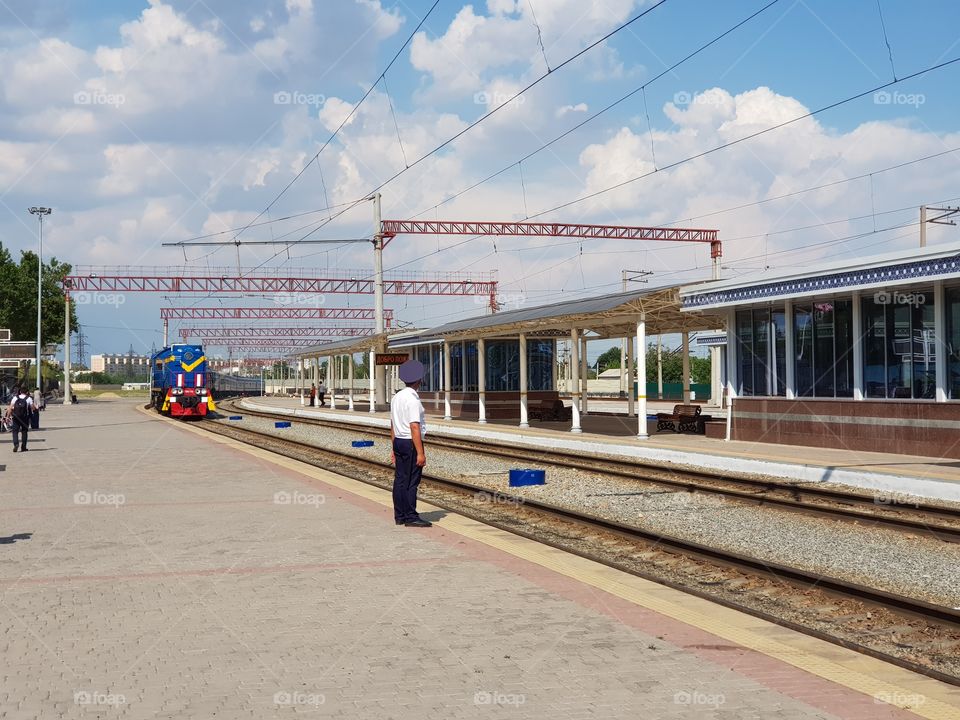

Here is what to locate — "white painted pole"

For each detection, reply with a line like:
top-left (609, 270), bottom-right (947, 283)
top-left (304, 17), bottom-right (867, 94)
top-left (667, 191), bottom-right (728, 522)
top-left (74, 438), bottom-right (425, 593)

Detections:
top-left (580, 336), bottom-right (589, 415)
top-left (518, 333), bottom-right (529, 428)
top-left (626, 332), bottom-right (635, 417)
top-left (63, 293), bottom-right (72, 404)
top-left (637, 316), bottom-right (648, 439)
top-left (570, 328), bottom-right (582, 433)
top-left (443, 341), bottom-right (452, 420)
top-left (477, 338), bottom-right (487, 424)
top-left (682, 331), bottom-right (691, 402)
top-left (348, 353), bottom-right (355, 411)
top-left (330, 355), bottom-right (337, 409)
top-left (369, 348), bottom-right (376, 412)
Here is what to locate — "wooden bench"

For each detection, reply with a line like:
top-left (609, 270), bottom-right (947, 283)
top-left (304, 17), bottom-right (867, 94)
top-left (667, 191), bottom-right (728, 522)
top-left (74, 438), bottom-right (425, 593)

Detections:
top-left (656, 404), bottom-right (713, 434)
top-left (528, 399), bottom-right (572, 422)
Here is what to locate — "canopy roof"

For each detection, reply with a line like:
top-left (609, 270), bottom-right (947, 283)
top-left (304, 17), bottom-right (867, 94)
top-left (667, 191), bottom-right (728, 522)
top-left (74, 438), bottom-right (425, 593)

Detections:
top-left (389, 285), bottom-right (723, 346)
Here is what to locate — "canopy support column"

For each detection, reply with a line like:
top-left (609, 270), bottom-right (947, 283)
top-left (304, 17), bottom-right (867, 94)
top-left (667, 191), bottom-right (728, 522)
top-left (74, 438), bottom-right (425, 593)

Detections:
top-left (347, 354), bottom-right (355, 411)
top-left (637, 316), bottom-right (648, 440)
top-left (626, 333), bottom-right (635, 418)
top-left (519, 333), bottom-right (529, 428)
top-left (329, 355), bottom-right (337, 409)
top-left (443, 341), bottom-right (452, 420)
top-left (478, 338), bottom-right (487, 424)
top-left (570, 328), bottom-right (582, 433)
top-left (682, 331), bottom-right (690, 402)
top-left (369, 349), bottom-right (376, 413)
top-left (580, 336), bottom-right (589, 415)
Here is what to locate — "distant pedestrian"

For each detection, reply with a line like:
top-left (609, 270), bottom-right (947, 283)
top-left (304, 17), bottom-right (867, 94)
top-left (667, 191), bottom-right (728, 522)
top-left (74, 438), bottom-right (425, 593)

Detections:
top-left (317, 382), bottom-right (327, 407)
top-left (390, 360), bottom-right (430, 528)
top-left (7, 386), bottom-right (33, 453)
top-left (309, 383), bottom-right (316, 407)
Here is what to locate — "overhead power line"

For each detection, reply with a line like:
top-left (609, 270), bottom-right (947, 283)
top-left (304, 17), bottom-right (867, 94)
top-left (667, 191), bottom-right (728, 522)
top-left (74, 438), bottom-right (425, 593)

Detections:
top-left (529, 54), bottom-right (960, 219)
top-left (227, 0), bottom-right (444, 246)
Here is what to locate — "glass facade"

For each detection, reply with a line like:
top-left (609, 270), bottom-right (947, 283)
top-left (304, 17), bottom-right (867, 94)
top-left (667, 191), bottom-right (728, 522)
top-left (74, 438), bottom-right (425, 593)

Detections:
top-left (409, 339), bottom-right (553, 393)
top-left (863, 291), bottom-right (935, 399)
top-left (737, 298), bottom-right (853, 398)
top-left (947, 288), bottom-right (960, 399)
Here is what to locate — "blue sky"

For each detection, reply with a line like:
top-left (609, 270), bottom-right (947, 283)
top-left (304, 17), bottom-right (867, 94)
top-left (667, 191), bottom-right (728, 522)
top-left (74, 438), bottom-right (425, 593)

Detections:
top-left (1, 0), bottom-right (959, 363)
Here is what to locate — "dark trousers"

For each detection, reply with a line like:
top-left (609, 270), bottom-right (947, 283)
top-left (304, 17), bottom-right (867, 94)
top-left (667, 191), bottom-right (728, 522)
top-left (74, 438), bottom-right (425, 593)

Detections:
top-left (309, 396), bottom-right (315, 407)
top-left (392, 438), bottom-right (422, 523)
top-left (11, 420), bottom-right (27, 450)
top-left (318, 393), bottom-right (325, 406)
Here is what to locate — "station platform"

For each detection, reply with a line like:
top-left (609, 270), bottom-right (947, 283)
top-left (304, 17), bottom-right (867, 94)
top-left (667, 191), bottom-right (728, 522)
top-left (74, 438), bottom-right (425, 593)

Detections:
top-left (242, 396), bottom-right (960, 503)
top-left (2, 398), bottom-right (957, 718)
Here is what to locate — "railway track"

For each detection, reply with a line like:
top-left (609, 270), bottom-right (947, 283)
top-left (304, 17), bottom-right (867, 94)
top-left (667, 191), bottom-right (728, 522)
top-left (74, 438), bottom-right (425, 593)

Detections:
top-left (226, 400), bottom-right (960, 544)
top-left (196, 407), bottom-right (960, 684)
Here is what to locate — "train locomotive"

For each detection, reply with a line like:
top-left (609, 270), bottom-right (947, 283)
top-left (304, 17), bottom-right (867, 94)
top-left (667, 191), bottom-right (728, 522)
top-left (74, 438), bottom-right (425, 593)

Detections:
top-left (150, 344), bottom-right (215, 418)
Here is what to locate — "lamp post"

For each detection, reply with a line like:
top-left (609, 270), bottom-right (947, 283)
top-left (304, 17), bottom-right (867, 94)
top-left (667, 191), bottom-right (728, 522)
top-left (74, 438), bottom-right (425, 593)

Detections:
top-left (28, 207), bottom-right (51, 395)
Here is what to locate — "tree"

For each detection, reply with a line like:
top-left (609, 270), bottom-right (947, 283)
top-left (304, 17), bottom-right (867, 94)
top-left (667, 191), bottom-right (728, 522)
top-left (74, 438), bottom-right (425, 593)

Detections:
top-left (595, 345), bottom-right (621, 374)
top-left (644, 344), bottom-right (711, 383)
top-left (0, 244), bottom-right (77, 347)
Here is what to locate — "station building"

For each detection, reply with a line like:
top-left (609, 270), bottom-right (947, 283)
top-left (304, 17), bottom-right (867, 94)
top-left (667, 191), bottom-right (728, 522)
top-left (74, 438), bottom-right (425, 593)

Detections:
top-left (681, 242), bottom-right (960, 458)
top-left (295, 287), bottom-right (724, 436)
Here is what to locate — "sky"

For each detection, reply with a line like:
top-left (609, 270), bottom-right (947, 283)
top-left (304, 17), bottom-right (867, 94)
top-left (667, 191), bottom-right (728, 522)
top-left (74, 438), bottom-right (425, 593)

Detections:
top-left (2, 0), bottom-right (960, 363)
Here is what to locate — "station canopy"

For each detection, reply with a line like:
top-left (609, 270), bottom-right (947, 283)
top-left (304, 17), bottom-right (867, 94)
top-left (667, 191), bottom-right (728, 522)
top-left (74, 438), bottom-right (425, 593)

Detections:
top-left (294, 331), bottom-right (401, 360)
top-left (389, 285), bottom-right (724, 347)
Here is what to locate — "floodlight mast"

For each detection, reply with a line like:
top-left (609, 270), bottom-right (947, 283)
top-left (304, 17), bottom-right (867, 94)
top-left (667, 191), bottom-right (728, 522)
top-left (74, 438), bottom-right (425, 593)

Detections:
top-left (28, 206), bottom-right (52, 396)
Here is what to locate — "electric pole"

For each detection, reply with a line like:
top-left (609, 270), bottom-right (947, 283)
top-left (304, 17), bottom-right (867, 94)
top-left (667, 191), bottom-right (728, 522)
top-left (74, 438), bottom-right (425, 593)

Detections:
top-left (920, 205), bottom-right (959, 247)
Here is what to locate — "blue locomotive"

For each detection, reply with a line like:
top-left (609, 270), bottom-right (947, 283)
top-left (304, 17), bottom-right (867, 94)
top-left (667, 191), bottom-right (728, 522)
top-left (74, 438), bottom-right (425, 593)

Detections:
top-left (150, 344), bottom-right (215, 417)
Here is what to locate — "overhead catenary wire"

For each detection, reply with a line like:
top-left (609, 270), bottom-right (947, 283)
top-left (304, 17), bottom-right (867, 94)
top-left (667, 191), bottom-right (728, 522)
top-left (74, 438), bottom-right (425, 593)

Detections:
top-left (529, 54), bottom-right (960, 220)
top-left (224, 0), bottom-right (443, 247)
top-left (287, 0), bottom-right (674, 246)
top-left (408, 0), bottom-right (782, 220)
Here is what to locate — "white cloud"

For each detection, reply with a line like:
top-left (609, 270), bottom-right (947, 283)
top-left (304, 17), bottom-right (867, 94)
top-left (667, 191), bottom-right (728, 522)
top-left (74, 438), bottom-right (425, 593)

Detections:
top-left (557, 102), bottom-right (588, 117)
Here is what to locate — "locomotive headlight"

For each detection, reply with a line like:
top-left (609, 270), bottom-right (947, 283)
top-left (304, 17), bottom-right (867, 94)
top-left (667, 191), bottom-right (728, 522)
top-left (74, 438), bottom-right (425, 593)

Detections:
top-left (171, 387), bottom-right (183, 396)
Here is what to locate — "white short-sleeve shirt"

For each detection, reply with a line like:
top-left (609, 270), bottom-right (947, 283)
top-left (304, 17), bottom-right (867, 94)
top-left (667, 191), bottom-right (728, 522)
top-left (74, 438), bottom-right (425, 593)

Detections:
top-left (390, 386), bottom-right (426, 440)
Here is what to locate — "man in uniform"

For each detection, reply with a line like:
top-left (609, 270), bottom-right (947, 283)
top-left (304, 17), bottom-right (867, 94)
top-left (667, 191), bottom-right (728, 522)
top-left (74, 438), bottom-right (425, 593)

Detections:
top-left (390, 359), bottom-right (430, 527)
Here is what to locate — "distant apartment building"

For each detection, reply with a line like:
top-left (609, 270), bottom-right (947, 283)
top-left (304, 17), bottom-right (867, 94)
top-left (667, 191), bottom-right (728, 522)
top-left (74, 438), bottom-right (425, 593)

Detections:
top-left (90, 352), bottom-right (151, 378)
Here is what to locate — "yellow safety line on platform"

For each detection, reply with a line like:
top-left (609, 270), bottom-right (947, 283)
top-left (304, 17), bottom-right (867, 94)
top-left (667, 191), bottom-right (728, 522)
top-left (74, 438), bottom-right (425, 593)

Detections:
top-left (143, 406), bottom-right (960, 719)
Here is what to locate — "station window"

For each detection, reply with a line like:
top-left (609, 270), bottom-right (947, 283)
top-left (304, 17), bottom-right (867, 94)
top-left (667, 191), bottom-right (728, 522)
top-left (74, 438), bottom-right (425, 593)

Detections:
top-left (862, 290), bottom-right (935, 399)
top-left (483, 339), bottom-right (554, 392)
top-left (791, 300), bottom-right (853, 398)
top-left (735, 309), bottom-right (783, 397)
top-left (450, 342), bottom-right (464, 392)
top-left (947, 288), bottom-right (960, 399)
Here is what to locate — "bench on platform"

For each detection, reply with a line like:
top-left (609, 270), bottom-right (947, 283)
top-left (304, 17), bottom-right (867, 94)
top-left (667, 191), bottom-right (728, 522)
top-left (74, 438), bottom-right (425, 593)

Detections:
top-left (656, 404), bottom-right (712, 434)
top-left (528, 398), bottom-right (572, 422)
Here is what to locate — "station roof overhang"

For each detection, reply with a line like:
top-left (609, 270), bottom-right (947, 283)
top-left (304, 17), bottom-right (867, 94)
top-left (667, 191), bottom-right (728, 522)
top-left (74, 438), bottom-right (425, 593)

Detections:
top-left (680, 242), bottom-right (960, 312)
top-left (292, 332), bottom-right (401, 359)
top-left (388, 285), bottom-right (724, 348)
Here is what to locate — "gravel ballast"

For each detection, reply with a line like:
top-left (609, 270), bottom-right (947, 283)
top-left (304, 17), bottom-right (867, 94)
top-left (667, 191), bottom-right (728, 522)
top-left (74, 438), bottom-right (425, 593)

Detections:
top-left (214, 410), bottom-right (960, 608)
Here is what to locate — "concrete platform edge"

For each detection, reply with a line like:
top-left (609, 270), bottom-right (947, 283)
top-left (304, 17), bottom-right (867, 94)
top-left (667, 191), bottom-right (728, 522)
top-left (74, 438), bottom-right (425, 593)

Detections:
top-left (239, 399), bottom-right (960, 503)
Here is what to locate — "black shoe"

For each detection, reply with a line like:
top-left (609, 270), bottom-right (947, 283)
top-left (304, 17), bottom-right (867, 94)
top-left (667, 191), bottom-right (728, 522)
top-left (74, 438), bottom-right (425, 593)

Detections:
top-left (12, 447), bottom-right (17, 453)
top-left (395, 520), bottom-right (404, 525)
top-left (404, 519), bottom-right (432, 528)
top-left (20, 447), bottom-right (27, 452)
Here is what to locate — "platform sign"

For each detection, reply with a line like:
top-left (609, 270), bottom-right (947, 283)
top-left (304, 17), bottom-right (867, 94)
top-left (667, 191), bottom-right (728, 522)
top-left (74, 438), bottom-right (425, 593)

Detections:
top-left (0, 342), bottom-right (36, 359)
top-left (695, 333), bottom-right (727, 347)
top-left (375, 353), bottom-right (409, 366)
top-left (0, 360), bottom-right (21, 368)
top-left (0, 329), bottom-right (10, 342)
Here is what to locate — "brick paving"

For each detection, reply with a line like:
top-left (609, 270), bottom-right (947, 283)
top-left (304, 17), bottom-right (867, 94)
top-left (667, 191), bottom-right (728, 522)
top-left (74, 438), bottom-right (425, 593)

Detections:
top-left (0, 399), bottom-right (927, 718)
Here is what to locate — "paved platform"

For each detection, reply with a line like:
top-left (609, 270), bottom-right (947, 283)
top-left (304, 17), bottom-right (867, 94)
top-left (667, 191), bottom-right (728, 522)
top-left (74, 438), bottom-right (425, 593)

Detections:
top-left (243, 396), bottom-right (960, 503)
top-left (2, 398), bottom-right (958, 718)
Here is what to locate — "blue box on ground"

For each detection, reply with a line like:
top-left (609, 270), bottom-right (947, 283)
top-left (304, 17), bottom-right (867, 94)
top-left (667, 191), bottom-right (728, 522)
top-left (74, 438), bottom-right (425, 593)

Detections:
top-left (275, 421), bottom-right (291, 428)
top-left (229, 416), bottom-right (242, 420)
top-left (509, 469), bottom-right (545, 486)
top-left (351, 440), bottom-right (374, 448)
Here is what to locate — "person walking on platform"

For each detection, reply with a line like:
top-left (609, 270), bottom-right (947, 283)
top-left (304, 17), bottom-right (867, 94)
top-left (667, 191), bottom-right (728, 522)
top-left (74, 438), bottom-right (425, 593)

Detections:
top-left (7, 386), bottom-right (33, 453)
top-left (309, 383), bottom-right (316, 407)
top-left (390, 360), bottom-right (430, 527)
top-left (317, 381), bottom-right (327, 407)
